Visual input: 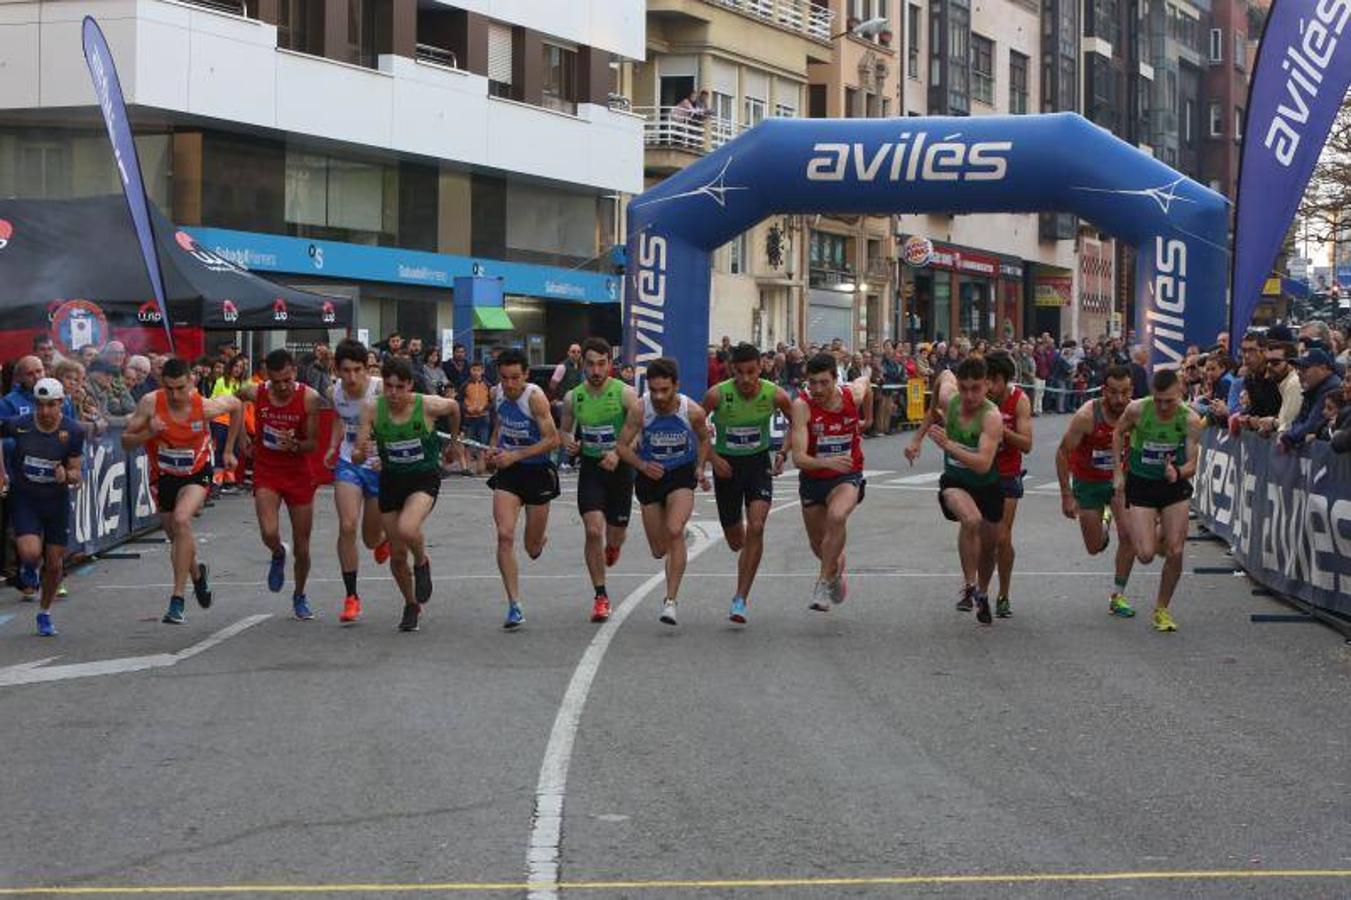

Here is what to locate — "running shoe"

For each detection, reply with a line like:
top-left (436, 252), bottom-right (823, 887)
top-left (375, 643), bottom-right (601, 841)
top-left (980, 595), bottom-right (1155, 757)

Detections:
top-left (19, 587), bottom-right (35, 602)
top-left (36, 612), bottom-right (56, 637)
top-left (18, 563), bottom-right (38, 593)
top-left (605, 544), bottom-right (621, 568)
top-left (292, 594), bottom-right (314, 621)
top-left (831, 555), bottom-right (848, 604)
top-left (162, 596), bottom-right (186, 624)
top-left (504, 601), bottom-right (525, 630)
top-left (591, 594), bottom-right (611, 623)
top-left (413, 559), bottom-right (433, 605)
top-left (340, 594), bottom-right (362, 624)
top-left (975, 592), bottom-right (993, 625)
top-left (1108, 593), bottom-right (1136, 618)
top-left (267, 543), bottom-right (289, 593)
top-left (729, 596), bottom-right (748, 624)
top-left (191, 563), bottom-right (212, 609)
top-left (995, 596), bottom-right (1012, 618)
top-left (56, 582), bottom-right (69, 599)
top-left (659, 598), bottom-right (678, 625)
top-left (398, 602), bottom-right (420, 632)
top-left (808, 580), bottom-right (831, 612)
top-left (1102, 506), bottom-right (1114, 526)
top-left (955, 584), bottom-right (976, 612)
top-left (373, 540), bottom-right (391, 565)
top-left (1152, 607), bottom-right (1178, 632)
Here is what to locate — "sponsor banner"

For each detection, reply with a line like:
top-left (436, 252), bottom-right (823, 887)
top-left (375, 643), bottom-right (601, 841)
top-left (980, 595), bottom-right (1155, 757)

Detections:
top-left (1193, 429), bottom-right (1351, 619)
top-left (624, 229), bottom-right (709, 393)
top-left (1034, 275), bottom-right (1072, 307)
top-left (61, 428), bottom-right (156, 557)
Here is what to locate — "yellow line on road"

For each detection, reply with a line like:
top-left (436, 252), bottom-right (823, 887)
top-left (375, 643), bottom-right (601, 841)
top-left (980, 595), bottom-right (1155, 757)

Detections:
top-left (5, 869), bottom-right (1351, 895)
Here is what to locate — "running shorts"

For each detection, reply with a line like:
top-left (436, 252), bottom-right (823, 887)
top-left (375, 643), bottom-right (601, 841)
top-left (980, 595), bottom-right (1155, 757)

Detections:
top-left (9, 490), bottom-right (70, 547)
top-left (379, 468), bottom-right (442, 513)
top-left (577, 456), bottom-right (634, 527)
top-left (635, 462), bottom-right (697, 507)
top-left (938, 472), bottom-right (1005, 524)
top-left (1125, 472), bottom-right (1193, 510)
top-left (798, 470), bottom-right (865, 508)
top-left (999, 471), bottom-right (1026, 500)
top-left (713, 452), bottom-right (774, 527)
top-left (334, 458), bottom-right (380, 499)
top-left (255, 467), bottom-right (318, 508)
top-left (1072, 478), bottom-right (1115, 511)
top-left (155, 468), bottom-right (213, 514)
top-left (488, 461), bottom-right (560, 506)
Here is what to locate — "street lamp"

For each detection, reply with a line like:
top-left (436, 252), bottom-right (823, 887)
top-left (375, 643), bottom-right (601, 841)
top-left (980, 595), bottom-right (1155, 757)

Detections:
top-left (830, 16), bottom-right (891, 41)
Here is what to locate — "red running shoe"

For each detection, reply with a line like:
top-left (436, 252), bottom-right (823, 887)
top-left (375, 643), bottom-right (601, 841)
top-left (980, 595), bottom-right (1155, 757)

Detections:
top-left (374, 540), bottom-right (391, 565)
top-left (591, 594), bottom-right (612, 623)
top-left (604, 544), bottom-right (621, 568)
top-left (340, 594), bottom-right (362, 624)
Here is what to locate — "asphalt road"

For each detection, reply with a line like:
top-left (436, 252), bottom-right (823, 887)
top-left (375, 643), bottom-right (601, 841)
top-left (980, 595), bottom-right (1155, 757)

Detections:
top-left (2, 414), bottom-right (1349, 899)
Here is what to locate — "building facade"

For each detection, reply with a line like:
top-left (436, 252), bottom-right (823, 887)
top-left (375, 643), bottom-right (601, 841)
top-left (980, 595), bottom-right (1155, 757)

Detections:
top-left (0, 0), bottom-right (645, 363)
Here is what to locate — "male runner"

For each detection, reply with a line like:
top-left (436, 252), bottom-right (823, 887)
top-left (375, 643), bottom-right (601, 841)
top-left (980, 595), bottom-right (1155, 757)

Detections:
top-left (486, 348), bottom-right (560, 630)
top-left (1111, 368), bottom-right (1202, 632)
top-left (559, 337), bottom-right (637, 623)
top-left (235, 349), bottom-right (321, 620)
top-left (0, 379), bottom-right (84, 635)
top-left (352, 356), bottom-right (458, 632)
top-left (704, 342), bottom-right (793, 623)
top-left (790, 353), bottom-right (870, 612)
top-left (615, 357), bottom-right (712, 626)
top-left (984, 352), bottom-right (1032, 618)
top-left (908, 356), bottom-right (1004, 624)
top-left (1055, 364), bottom-right (1138, 618)
top-left (326, 338), bottom-right (389, 624)
top-left (123, 358), bottom-right (240, 624)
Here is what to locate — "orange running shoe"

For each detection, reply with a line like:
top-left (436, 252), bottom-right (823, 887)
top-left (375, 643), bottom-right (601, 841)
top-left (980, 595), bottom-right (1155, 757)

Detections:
top-left (340, 594), bottom-right (362, 623)
top-left (373, 540), bottom-right (391, 565)
top-left (604, 545), bottom-right (621, 567)
top-left (591, 594), bottom-right (612, 623)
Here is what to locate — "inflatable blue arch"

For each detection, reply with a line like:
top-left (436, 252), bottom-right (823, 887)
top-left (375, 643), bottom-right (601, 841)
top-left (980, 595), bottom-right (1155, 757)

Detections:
top-left (624, 112), bottom-right (1228, 395)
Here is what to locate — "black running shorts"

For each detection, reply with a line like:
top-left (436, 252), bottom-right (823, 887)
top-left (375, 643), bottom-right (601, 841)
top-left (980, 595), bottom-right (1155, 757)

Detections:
top-left (577, 456), bottom-right (634, 527)
top-left (938, 472), bottom-right (1005, 524)
top-left (713, 452), bottom-right (774, 527)
top-left (634, 462), bottom-right (697, 507)
top-left (488, 462), bottom-right (561, 506)
top-left (1124, 472), bottom-right (1193, 510)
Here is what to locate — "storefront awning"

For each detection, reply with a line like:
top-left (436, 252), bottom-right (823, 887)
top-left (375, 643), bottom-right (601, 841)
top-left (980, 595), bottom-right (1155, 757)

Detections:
top-left (473, 306), bottom-right (514, 330)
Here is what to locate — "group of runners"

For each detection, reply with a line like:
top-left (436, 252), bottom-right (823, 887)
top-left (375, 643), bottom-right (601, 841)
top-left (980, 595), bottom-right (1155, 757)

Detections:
top-left (3, 336), bottom-right (1201, 637)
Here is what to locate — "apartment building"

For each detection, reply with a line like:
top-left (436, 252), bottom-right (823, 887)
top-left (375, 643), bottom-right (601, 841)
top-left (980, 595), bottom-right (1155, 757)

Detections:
top-left (1199, 0), bottom-right (1254, 200)
top-left (0, 0), bottom-right (644, 363)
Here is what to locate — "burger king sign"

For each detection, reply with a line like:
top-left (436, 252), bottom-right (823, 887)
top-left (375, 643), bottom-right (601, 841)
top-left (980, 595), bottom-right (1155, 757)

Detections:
top-left (902, 235), bottom-right (933, 268)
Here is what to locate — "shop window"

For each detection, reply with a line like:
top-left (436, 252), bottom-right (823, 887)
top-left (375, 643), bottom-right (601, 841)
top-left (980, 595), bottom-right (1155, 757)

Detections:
top-left (284, 150), bottom-right (397, 242)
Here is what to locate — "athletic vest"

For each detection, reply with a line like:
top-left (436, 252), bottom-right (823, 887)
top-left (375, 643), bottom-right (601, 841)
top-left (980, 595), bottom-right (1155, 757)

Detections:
top-left (254, 384), bottom-right (311, 473)
top-left (1070, 400), bottom-right (1118, 482)
top-left (1129, 396), bottom-right (1190, 480)
top-left (640, 394), bottom-right (698, 468)
top-left (334, 377), bottom-right (380, 466)
top-left (995, 385), bottom-right (1026, 478)
top-left (148, 391), bottom-right (212, 480)
top-left (712, 378), bottom-right (777, 456)
top-left (943, 395), bottom-right (999, 486)
top-left (374, 394), bottom-right (440, 474)
top-left (802, 388), bottom-right (864, 481)
top-left (494, 382), bottom-right (548, 466)
top-left (571, 378), bottom-right (627, 459)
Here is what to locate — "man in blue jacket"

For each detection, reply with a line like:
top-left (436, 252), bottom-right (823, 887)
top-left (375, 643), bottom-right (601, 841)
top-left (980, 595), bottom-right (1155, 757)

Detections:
top-left (1279, 348), bottom-right (1343, 451)
top-left (0, 355), bottom-right (45, 420)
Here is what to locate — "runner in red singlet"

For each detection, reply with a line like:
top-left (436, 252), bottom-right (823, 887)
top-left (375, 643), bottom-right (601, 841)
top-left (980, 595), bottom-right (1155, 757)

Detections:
top-left (235, 349), bottom-right (321, 620)
top-left (983, 352), bottom-right (1032, 618)
top-left (123, 357), bottom-right (241, 624)
top-left (790, 352), bottom-right (871, 613)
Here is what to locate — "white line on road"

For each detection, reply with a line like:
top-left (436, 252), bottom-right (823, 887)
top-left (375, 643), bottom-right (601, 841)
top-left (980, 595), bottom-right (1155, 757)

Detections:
top-left (524, 502), bottom-right (800, 899)
top-left (0, 614), bottom-right (271, 687)
top-left (884, 472), bottom-right (942, 485)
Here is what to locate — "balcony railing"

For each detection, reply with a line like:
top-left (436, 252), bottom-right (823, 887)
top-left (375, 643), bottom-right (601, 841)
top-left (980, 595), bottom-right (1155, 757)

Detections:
top-left (704, 0), bottom-right (836, 42)
top-left (636, 106), bottom-right (749, 154)
top-left (866, 257), bottom-right (894, 282)
top-left (415, 43), bottom-right (459, 69)
top-left (182, 0), bottom-right (245, 13)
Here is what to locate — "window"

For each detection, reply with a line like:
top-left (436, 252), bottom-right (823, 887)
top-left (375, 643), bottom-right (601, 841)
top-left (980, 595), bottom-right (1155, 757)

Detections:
top-left (866, 92), bottom-right (880, 117)
top-left (947, 0), bottom-right (970, 114)
top-left (908, 5), bottom-right (922, 78)
top-left (971, 34), bottom-right (993, 105)
top-left (882, 97), bottom-right (892, 117)
top-left (809, 83), bottom-right (828, 117)
top-left (487, 23), bottom-right (513, 98)
top-left (277, 0), bottom-right (321, 56)
top-left (1208, 101), bottom-right (1222, 137)
top-left (1208, 27), bottom-right (1223, 63)
top-left (285, 151), bottom-right (394, 238)
top-left (728, 233), bottom-right (747, 275)
top-left (1183, 97), bottom-right (1194, 145)
top-left (845, 87), bottom-right (860, 117)
top-left (1009, 50), bottom-right (1028, 113)
top-left (343, 0), bottom-right (377, 68)
top-left (809, 231), bottom-right (850, 275)
top-left (542, 44), bottom-right (577, 114)
top-left (1234, 32), bottom-right (1246, 70)
top-left (745, 96), bottom-right (766, 127)
top-left (1234, 105), bottom-right (1244, 143)
top-left (711, 91), bottom-right (736, 146)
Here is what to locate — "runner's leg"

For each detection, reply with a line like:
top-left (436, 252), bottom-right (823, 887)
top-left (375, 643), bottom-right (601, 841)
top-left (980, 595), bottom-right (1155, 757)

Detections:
top-left (661, 489), bottom-right (694, 600)
top-left (1156, 500), bottom-right (1189, 609)
top-left (15, 534), bottom-right (42, 603)
top-left (395, 493), bottom-right (437, 566)
top-left (641, 501), bottom-right (669, 559)
top-left (165, 484), bottom-right (207, 598)
top-left (1077, 506), bottom-right (1109, 554)
top-left (523, 502), bottom-right (550, 560)
top-left (801, 503), bottom-right (827, 561)
top-left (493, 489), bottom-right (524, 601)
top-left (606, 523), bottom-right (627, 560)
top-left (977, 520), bottom-right (1000, 594)
top-left (381, 510), bottom-right (415, 605)
top-left (817, 485), bottom-right (859, 582)
top-left (335, 481), bottom-right (363, 588)
top-left (582, 510), bottom-right (607, 589)
top-left (1111, 492), bottom-right (1136, 589)
top-left (39, 541), bottom-right (63, 612)
top-left (1127, 504), bottom-right (1162, 564)
top-left (942, 488), bottom-right (984, 587)
top-left (362, 496), bottom-right (385, 551)
top-left (287, 500), bottom-right (315, 596)
top-left (995, 498), bottom-right (1019, 599)
top-left (736, 499), bottom-right (770, 600)
top-left (254, 487), bottom-right (285, 555)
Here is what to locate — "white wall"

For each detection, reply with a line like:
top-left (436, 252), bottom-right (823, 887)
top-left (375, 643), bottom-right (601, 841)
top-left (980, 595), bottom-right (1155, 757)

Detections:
top-left (435, 0), bottom-right (645, 61)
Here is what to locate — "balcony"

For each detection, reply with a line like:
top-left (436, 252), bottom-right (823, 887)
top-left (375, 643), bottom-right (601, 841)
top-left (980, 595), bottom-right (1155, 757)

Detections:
top-left (865, 257), bottom-right (893, 283)
top-left (703, 0), bottom-right (835, 42)
top-left (637, 106), bottom-right (749, 158)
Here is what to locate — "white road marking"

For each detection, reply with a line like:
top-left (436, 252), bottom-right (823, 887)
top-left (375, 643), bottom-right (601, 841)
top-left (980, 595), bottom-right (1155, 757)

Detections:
top-left (0, 614), bottom-right (271, 687)
top-left (525, 502), bottom-right (800, 899)
top-left (885, 472), bottom-right (942, 485)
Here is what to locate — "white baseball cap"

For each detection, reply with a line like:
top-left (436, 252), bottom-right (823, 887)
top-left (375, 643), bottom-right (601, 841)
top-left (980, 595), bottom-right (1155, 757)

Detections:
top-left (34, 377), bottom-right (65, 401)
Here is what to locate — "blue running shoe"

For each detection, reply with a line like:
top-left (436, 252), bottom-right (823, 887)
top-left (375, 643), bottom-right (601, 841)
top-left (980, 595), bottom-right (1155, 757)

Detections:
top-left (267, 543), bottom-right (289, 593)
top-left (18, 563), bottom-right (39, 593)
top-left (503, 601), bottom-right (524, 630)
top-left (162, 596), bottom-right (186, 624)
top-left (36, 612), bottom-right (56, 637)
top-left (729, 596), bottom-right (748, 624)
top-left (292, 594), bottom-right (314, 621)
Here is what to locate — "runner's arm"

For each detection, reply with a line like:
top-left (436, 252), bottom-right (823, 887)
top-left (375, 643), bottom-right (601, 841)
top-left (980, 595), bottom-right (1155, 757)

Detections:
top-left (559, 389), bottom-right (579, 455)
top-left (423, 394), bottom-right (461, 440)
top-left (1006, 392), bottom-right (1034, 454)
top-left (509, 388), bottom-right (560, 463)
top-left (690, 404), bottom-right (713, 475)
top-left (700, 386), bottom-right (727, 470)
top-left (234, 382), bottom-right (258, 404)
top-left (1055, 408), bottom-right (1090, 495)
top-left (325, 403), bottom-right (344, 464)
top-left (790, 398), bottom-right (834, 472)
top-left (1176, 410), bottom-right (1203, 481)
top-left (62, 425), bottom-right (86, 486)
top-left (294, 388), bottom-right (321, 454)
top-left (203, 395), bottom-right (243, 464)
top-left (120, 393), bottom-right (158, 449)
top-left (940, 409), bottom-right (1003, 475)
top-left (774, 387), bottom-right (795, 458)
top-left (350, 401), bottom-right (375, 466)
top-left (1111, 402), bottom-right (1141, 491)
top-left (613, 401), bottom-right (645, 470)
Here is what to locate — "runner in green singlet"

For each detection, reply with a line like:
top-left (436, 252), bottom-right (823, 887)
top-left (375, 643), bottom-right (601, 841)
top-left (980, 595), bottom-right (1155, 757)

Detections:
top-left (352, 356), bottom-right (460, 632)
top-left (560, 337), bottom-right (639, 623)
top-left (1111, 367), bottom-right (1202, 633)
top-left (701, 342), bottom-right (793, 624)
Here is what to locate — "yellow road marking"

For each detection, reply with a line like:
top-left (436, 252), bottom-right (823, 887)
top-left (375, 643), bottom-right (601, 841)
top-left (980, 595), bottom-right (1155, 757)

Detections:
top-left (4, 869), bottom-right (1351, 895)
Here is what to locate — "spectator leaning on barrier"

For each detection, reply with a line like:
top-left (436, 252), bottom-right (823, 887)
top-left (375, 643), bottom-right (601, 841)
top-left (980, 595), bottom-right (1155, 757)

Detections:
top-left (85, 358), bottom-right (136, 426)
top-left (1330, 378), bottom-right (1351, 453)
top-left (1252, 342), bottom-right (1303, 436)
top-left (1195, 353), bottom-right (1235, 426)
top-left (32, 334), bottom-right (58, 371)
top-left (1236, 333), bottom-right (1279, 421)
top-left (0, 355), bottom-right (44, 420)
top-left (1278, 348), bottom-right (1343, 451)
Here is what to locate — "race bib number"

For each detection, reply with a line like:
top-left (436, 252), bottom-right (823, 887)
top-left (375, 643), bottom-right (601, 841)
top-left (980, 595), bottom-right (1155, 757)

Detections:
top-left (385, 438), bottom-right (424, 464)
top-left (156, 447), bottom-right (198, 475)
top-left (21, 455), bottom-right (60, 483)
top-left (581, 424), bottom-right (616, 450)
top-left (1090, 448), bottom-right (1115, 471)
top-left (500, 423), bottom-right (533, 448)
top-left (1141, 440), bottom-right (1177, 468)
top-left (815, 434), bottom-right (851, 458)
top-left (262, 424), bottom-right (293, 450)
top-left (725, 426), bottom-right (763, 448)
top-left (647, 430), bottom-right (689, 460)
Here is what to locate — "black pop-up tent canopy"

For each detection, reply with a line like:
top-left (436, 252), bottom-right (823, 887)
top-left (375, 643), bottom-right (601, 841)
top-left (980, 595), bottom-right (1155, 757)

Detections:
top-left (0, 195), bottom-right (350, 350)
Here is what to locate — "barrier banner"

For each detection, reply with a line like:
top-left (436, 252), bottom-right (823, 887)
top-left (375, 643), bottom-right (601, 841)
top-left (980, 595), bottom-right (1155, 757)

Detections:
top-left (64, 427), bottom-right (156, 557)
top-left (1193, 428), bottom-right (1351, 619)
top-left (907, 379), bottom-right (927, 422)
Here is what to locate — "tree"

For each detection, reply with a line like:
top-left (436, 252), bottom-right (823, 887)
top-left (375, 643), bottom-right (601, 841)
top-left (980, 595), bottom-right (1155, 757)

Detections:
top-left (1296, 91), bottom-right (1351, 252)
